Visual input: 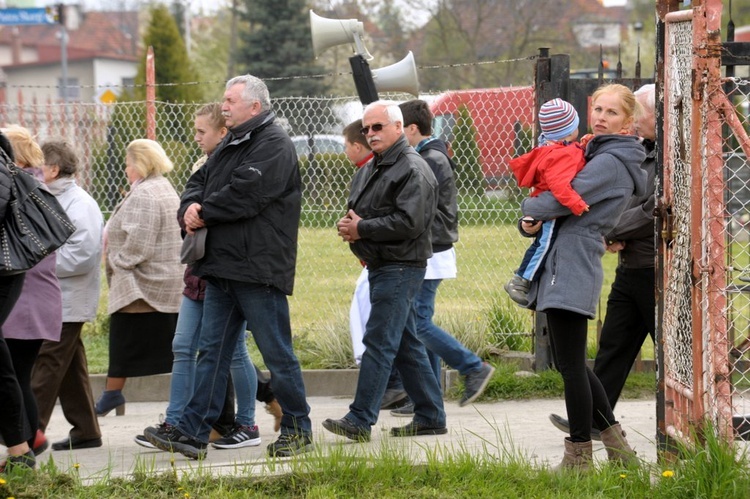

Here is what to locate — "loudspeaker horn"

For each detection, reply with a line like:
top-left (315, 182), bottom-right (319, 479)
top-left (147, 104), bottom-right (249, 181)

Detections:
top-left (310, 10), bottom-right (372, 60)
top-left (372, 51), bottom-right (420, 97)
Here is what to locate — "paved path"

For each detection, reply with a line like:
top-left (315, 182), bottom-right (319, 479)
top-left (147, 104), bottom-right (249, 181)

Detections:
top-left (30, 397), bottom-right (659, 481)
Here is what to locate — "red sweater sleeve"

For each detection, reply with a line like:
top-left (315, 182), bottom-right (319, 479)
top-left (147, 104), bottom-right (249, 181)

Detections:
top-left (539, 147), bottom-right (588, 215)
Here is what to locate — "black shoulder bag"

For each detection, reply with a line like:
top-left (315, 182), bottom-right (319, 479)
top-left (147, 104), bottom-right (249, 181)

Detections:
top-left (0, 154), bottom-right (76, 275)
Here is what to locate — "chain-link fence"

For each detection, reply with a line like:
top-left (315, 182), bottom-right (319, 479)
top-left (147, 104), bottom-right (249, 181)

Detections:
top-left (0, 82), bottom-right (539, 363)
top-left (723, 76), bottom-right (750, 441)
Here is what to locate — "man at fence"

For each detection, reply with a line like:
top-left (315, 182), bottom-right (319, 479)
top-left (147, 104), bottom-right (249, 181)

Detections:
top-left (549, 83), bottom-right (657, 439)
top-left (323, 100), bottom-right (447, 441)
top-left (145, 74), bottom-right (313, 459)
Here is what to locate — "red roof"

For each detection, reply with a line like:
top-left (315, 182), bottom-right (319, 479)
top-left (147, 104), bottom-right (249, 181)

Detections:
top-left (0, 10), bottom-right (139, 67)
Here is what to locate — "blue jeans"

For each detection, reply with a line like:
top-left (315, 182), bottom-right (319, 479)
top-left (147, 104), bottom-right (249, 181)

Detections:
top-left (179, 279), bottom-right (310, 441)
top-left (416, 279), bottom-right (483, 385)
top-left (167, 296), bottom-right (257, 428)
top-left (347, 264), bottom-right (445, 428)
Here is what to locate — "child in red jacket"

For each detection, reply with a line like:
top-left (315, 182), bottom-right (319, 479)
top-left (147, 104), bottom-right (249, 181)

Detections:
top-left (504, 98), bottom-right (587, 306)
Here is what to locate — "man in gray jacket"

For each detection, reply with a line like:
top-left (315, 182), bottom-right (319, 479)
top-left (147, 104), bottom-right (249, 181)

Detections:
top-left (323, 100), bottom-right (446, 441)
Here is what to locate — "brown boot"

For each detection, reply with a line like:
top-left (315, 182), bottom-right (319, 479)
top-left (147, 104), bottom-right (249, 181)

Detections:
top-left (600, 423), bottom-right (638, 466)
top-left (554, 438), bottom-right (592, 472)
top-left (265, 399), bottom-right (283, 432)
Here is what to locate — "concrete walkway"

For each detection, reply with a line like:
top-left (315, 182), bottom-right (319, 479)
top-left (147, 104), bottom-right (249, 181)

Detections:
top-left (32, 397), bottom-right (659, 481)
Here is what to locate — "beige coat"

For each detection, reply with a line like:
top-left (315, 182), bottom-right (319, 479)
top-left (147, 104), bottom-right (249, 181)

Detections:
top-left (106, 175), bottom-right (183, 314)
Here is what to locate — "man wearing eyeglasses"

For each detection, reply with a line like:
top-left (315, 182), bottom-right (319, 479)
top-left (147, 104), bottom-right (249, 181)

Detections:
top-left (323, 100), bottom-right (447, 442)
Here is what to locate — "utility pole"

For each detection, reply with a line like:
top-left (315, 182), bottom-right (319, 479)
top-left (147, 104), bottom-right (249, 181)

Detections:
top-left (227, 0), bottom-right (238, 79)
top-left (58, 4), bottom-right (68, 106)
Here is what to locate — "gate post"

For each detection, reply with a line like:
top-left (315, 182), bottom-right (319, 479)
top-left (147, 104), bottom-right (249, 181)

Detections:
top-left (531, 49), bottom-right (571, 371)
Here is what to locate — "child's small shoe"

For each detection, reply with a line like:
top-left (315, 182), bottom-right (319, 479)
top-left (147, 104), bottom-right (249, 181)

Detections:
top-left (504, 275), bottom-right (530, 306)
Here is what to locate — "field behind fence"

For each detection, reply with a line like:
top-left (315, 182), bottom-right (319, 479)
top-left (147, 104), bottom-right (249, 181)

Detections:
top-left (0, 88), bottom-right (543, 358)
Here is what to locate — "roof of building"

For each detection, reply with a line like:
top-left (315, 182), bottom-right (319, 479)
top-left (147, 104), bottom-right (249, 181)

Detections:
top-left (0, 10), bottom-right (139, 67)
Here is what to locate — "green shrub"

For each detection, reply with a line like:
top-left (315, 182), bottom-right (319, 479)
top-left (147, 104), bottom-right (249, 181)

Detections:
top-left (487, 293), bottom-right (533, 351)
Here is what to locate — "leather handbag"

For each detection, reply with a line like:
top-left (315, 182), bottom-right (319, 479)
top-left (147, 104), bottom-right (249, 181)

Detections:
top-left (0, 161), bottom-right (76, 275)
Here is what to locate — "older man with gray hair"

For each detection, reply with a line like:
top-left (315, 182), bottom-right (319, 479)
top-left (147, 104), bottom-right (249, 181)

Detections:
top-left (145, 74), bottom-right (312, 459)
top-left (323, 100), bottom-right (447, 442)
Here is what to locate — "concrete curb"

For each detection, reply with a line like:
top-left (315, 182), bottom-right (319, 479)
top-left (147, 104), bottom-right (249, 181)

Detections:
top-left (88, 353), bottom-right (655, 402)
top-left (89, 369), bottom-right (464, 401)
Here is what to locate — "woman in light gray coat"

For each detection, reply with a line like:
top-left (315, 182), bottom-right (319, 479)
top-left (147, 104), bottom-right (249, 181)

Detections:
top-left (520, 84), bottom-right (647, 470)
top-left (32, 140), bottom-right (105, 451)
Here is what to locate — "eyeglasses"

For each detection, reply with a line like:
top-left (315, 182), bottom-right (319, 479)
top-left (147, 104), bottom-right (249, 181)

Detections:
top-left (360, 122), bottom-right (391, 135)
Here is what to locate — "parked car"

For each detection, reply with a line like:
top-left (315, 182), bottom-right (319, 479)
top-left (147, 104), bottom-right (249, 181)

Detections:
top-left (291, 134), bottom-right (345, 158)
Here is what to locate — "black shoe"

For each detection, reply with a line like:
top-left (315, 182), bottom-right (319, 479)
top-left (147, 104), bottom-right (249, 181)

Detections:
top-left (390, 402), bottom-right (415, 417)
top-left (322, 417), bottom-right (371, 442)
top-left (51, 436), bottom-right (103, 451)
top-left (266, 433), bottom-right (313, 457)
top-left (460, 363), bottom-right (496, 407)
top-left (144, 425), bottom-right (207, 460)
top-left (380, 389), bottom-right (408, 410)
top-left (0, 450), bottom-right (35, 473)
top-left (390, 421), bottom-right (447, 437)
top-left (211, 424), bottom-right (262, 449)
top-left (548, 413), bottom-right (601, 441)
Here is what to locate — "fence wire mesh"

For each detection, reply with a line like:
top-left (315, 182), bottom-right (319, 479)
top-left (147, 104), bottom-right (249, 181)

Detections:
top-left (664, 11), bottom-right (750, 445)
top-left (663, 16), bottom-right (695, 405)
top-left (722, 76), bottom-right (750, 438)
top-left (0, 84), bottom-right (538, 364)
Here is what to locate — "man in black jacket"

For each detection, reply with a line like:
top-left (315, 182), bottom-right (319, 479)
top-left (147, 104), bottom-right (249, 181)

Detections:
top-left (145, 74), bottom-right (312, 459)
top-left (549, 84), bottom-right (657, 439)
top-left (388, 100), bottom-right (495, 418)
top-left (323, 100), bottom-right (447, 442)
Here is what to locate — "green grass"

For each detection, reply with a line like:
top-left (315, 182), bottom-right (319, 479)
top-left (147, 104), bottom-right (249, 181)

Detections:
top-left (82, 226), bottom-right (655, 373)
top-left (1, 420), bottom-right (747, 498)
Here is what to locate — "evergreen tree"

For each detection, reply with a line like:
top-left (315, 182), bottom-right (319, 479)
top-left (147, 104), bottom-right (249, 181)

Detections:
top-left (238, 0), bottom-right (328, 97)
top-left (134, 4), bottom-right (202, 103)
top-left (452, 105), bottom-right (483, 196)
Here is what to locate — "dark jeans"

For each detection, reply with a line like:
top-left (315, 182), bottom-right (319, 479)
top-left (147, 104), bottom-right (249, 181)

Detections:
top-left (6, 338), bottom-right (42, 448)
top-left (347, 264), bottom-right (445, 428)
top-left (0, 273), bottom-right (30, 447)
top-left (546, 308), bottom-right (615, 442)
top-left (416, 278), bottom-right (483, 384)
top-left (179, 279), bottom-right (310, 442)
top-left (593, 266), bottom-right (656, 411)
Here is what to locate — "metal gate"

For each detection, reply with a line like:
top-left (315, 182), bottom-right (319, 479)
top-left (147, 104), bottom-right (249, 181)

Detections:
top-left (657, 0), bottom-right (750, 451)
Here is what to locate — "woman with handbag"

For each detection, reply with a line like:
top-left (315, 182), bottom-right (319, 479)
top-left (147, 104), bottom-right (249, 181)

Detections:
top-left (0, 132), bottom-right (36, 472)
top-left (95, 139), bottom-right (183, 416)
top-left (2, 125), bottom-right (62, 461)
top-left (31, 140), bottom-right (105, 451)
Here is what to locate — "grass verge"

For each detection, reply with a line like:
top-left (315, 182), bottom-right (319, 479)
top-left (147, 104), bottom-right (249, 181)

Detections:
top-left (1, 420), bottom-right (746, 498)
